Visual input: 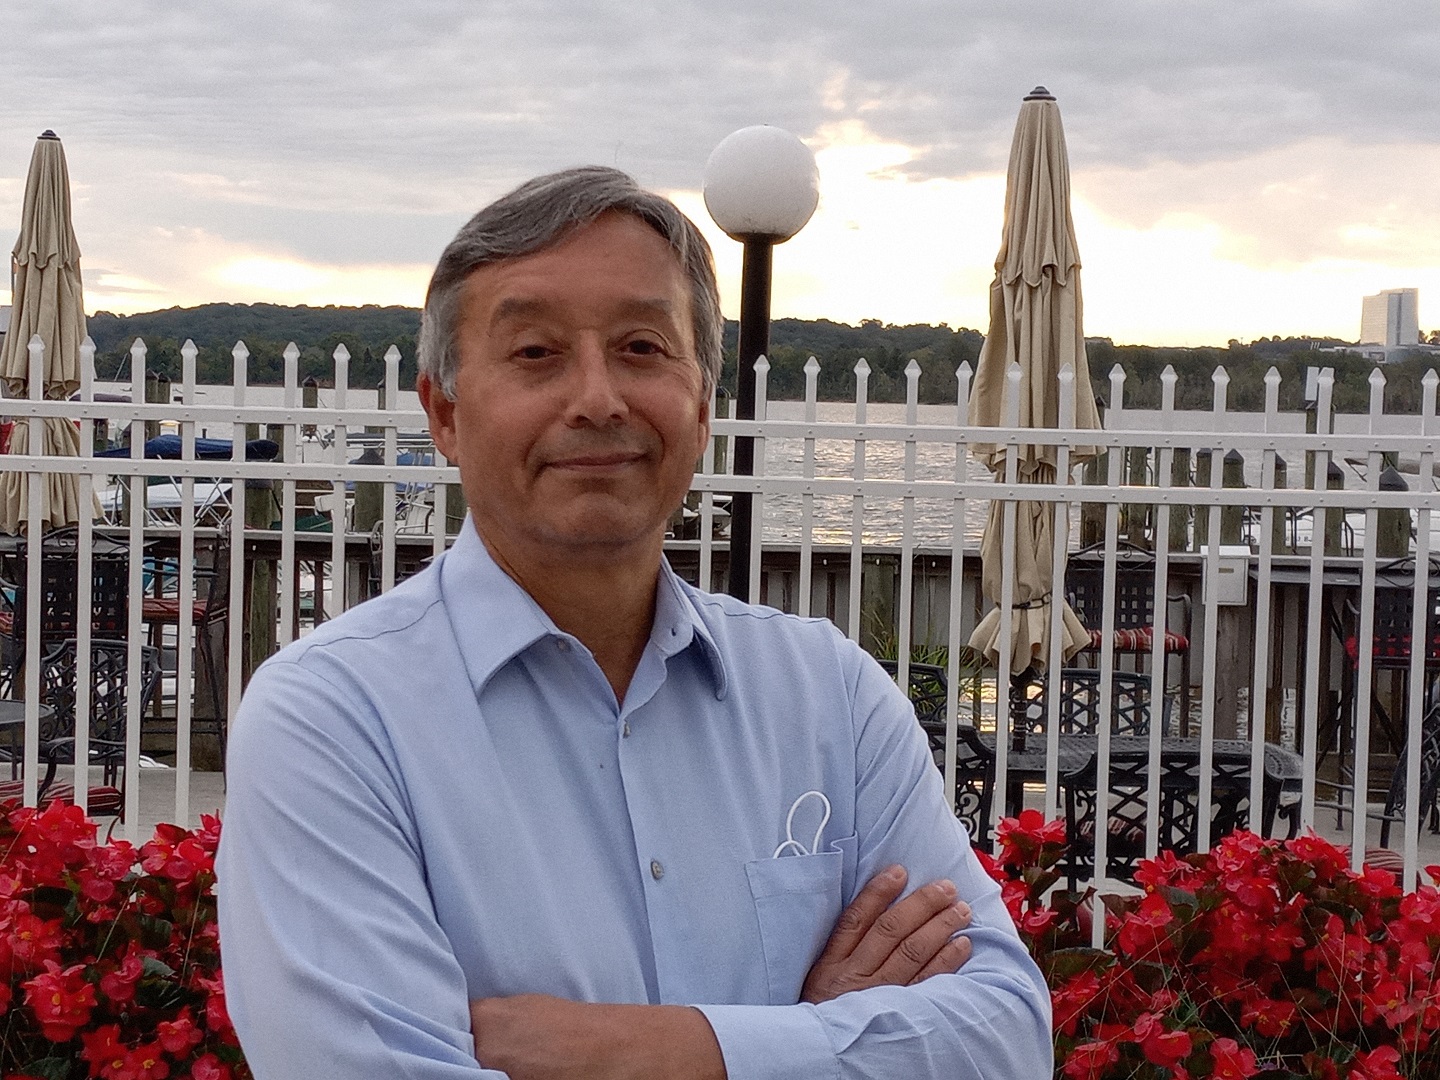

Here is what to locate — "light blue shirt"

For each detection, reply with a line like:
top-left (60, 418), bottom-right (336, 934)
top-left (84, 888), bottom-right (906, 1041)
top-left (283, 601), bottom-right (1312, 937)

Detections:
top-left (217, 520), bottom-right (1052, 1079)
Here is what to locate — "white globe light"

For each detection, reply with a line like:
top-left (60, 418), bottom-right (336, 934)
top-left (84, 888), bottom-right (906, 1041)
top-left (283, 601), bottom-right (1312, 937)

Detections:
top-left (702, 126), bottom-right (819, 243)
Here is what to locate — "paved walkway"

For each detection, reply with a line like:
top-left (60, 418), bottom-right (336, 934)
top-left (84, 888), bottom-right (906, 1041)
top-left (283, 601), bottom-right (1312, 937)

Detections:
top-left (118, 768), bottom-right (1440, 881)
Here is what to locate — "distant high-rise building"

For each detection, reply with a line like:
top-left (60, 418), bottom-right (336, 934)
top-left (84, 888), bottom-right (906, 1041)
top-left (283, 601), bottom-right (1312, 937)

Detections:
top-left (1359, 288), bottom-right (1419, 346)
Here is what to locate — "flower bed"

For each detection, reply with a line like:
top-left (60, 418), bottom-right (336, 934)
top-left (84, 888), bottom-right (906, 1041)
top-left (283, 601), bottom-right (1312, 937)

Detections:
top-left (5, 798), bottom-right (1438, 1078)
top-left (0, 799), bottom-right (246, 1080)
top-left (982, 810), bottom-right (1440, 1080)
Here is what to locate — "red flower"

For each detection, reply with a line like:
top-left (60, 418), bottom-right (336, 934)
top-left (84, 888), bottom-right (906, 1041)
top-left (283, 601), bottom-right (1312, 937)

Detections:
top-left (123, 1041), bottom-right (171, 1080)
top-left (22, 959), bottom-right (97, 1042)
top-left (189, 1053), bottom-right (233, 1080)
top-left (7, 910), bottom-right (64, 968)
top-left (1239, 992), bottom-right (1297, 1038)
top-left (995, 809), bottom-right (1066, 867)
top-left (1354, 862), bottom-right (1402, 899)
top-left (972, 845), bottom-right (1005, 885)
top-left (1133, 848), bottom-right (1203, 890)
top-left (157, 1007), bottom-right (204, 1055)
top-left (1019, 905), bottom-right (1059, 936)
top-left (1062, 1039), bottom-right (1119, 1080)
top-left (1116, 892), bottom-right (1173, 959)
top-left (1052, 971), bottom-right (1102, 1037)
top-left (99, 946), bottom-right (145, 1005)
top-left (1348, 1045), bottom-right (1404, 1080)
top-left (196, 972), bottom-right (235, 1040)
top-left (1287, 832), bottom-right (1349, 877)
top-left (1132, 1012), bottom-right (1192, 1068)
top-left (140, 825), bottom-right (214, 887)
top-left (80, 1022), bottom-right (129, 1078)
top-left (1362, 979), bottom-right (1419, 1028)
top-left (1208, 1037), bottom-right (1258, 1079)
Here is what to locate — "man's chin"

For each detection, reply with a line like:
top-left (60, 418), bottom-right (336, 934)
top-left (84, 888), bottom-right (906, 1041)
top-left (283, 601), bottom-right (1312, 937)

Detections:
top-left (483, 512), bottom-right (668, 562)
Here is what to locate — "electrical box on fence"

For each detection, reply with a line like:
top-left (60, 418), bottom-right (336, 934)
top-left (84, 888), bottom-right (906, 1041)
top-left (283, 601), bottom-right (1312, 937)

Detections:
top-left (1200, 545), bottom-right (1251, 606)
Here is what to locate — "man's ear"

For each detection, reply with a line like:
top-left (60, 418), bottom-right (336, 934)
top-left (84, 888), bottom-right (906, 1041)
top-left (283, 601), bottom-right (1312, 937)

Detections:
top-left (694, 388), bottom-right (712, 462)
top-left (417, 373), bottom-right (458, 464)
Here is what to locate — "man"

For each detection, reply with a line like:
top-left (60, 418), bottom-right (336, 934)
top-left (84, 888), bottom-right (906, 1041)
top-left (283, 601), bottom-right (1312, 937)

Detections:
top-left (217, 167), bottom-right (1052, 1078)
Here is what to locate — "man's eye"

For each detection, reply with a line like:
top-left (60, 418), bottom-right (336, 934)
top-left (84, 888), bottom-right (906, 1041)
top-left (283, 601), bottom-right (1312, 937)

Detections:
top-left (515, 344), bottom-right (552, 361)
top-left (624, 339), bottom-right (665, 356)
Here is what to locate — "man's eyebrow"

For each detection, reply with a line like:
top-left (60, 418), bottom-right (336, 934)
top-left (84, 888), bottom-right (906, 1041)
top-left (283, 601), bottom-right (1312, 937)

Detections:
top-left (489, 297), bottom-right (552, 329)
top-left (613, 298), bottom-right (680, 322)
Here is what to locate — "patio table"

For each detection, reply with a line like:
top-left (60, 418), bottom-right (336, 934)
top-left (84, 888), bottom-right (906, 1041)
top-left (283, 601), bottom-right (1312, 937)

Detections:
top-left (975, 731), bottom-right (1302, 835)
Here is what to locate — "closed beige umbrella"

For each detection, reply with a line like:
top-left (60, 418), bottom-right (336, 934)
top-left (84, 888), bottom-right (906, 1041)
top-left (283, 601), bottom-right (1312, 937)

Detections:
top-left (968, 88), bottom-right (1102, 676)
top-left (0, 130), bottom-right (89, 533)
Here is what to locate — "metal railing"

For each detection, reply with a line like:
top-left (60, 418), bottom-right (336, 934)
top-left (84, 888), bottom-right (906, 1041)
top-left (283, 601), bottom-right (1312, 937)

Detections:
top-left (0, 334), bottom-right (1435, 895)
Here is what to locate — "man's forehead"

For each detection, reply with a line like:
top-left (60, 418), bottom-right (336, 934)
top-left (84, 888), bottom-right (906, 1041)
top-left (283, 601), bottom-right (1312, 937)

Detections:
top-left (484, 294), bottom-right (683, 329)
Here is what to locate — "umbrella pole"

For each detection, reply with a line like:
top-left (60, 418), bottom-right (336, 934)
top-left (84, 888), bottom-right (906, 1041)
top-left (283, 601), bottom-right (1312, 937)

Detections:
top-left (1011, 665), bottom-right (1040, 752)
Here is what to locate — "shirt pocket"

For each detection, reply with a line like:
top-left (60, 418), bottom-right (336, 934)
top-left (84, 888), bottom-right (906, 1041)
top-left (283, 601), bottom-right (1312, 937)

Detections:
top-left (744, 833), bottom-right (857, 1005)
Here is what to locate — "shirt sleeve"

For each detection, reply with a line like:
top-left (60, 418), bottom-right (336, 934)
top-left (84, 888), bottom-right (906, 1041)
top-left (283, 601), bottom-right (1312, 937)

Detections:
top-left (695, 644), bottom-right (1054, 1080)
top-left (216, 656), bottom-right (498, 1080)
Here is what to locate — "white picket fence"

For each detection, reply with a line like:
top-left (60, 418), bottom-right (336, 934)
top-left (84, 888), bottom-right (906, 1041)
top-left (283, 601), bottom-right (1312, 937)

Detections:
top-left (1, 334), bottom-right (1437, 893)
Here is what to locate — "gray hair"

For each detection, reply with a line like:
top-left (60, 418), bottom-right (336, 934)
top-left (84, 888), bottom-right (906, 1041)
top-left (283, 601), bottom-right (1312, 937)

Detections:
top-left (418, 166), bottom-right (723, 398)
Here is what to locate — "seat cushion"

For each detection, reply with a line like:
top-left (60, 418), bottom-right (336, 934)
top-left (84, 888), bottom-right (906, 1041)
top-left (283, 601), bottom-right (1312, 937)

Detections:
top-left (0, 780), bottom-right (123, 818)
top-left (1086, 628), bottom-right (1189, 654)
top-left (1345, 633), bottom-right (1440, 664)
top-left (141, 597), bottom-right (209, 622)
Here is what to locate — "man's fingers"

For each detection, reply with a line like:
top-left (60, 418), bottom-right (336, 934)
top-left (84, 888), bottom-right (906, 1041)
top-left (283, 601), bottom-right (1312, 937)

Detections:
top-left (846, 877), bottom-right (959, 974)
top-left (814, 865), bottom-right (908, 963)
top-left (869, 898), bottom-right (971, 984)
top-left (909, 933), bottom-right (974, 984)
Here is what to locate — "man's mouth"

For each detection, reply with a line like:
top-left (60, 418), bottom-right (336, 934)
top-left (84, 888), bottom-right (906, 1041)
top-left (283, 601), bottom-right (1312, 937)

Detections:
top-left (545, 450), bottom-right (646, 471)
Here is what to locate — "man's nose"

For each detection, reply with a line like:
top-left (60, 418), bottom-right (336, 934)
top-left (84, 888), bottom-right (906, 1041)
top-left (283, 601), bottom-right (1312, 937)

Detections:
top-left (566, 341), bottom-right (628, 427)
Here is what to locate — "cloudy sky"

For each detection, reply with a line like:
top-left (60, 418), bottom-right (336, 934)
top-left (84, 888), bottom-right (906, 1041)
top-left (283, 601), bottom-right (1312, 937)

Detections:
top-left (2, 1), bottom-right (1437, 347)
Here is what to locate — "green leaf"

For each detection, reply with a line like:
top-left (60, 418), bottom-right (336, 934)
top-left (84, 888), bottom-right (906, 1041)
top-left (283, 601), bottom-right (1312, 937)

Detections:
top-left (19, 1056), bottom-right (74, 1080)
top-left (141, 955), bottom-right (176, 979)
top-left (1042, 946), bottom-right (1113, 981)
top-left (135, 980), bottom-right (190, 1011)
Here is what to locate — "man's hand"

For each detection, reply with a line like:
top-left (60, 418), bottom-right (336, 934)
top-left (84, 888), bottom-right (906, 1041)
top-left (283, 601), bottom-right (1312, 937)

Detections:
top-left (802, 865), bottom-right (973, 1004)
top-left (470, 994), bottom-right (726, 1080)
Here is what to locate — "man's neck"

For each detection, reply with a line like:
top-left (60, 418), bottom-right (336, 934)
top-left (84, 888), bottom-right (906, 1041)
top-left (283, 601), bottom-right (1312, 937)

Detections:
top-left (476, 524), bottom-right (662, 706)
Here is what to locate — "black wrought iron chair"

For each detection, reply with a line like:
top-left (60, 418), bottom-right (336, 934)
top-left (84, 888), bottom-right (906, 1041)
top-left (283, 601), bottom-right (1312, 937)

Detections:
top-left (1060, 745), bottom-right (1253, 888)
top-left (140, 534), bottom-right (232, 768)
top-left (0, 529), bottom-right (129, 679)
top-left (0, 639), bottom-right (161, 819)
top-left (366, 521), bottom-right (431, 598)
top-left (1066, 542), bottom-right (1193, 729)
top-left (1014, 668), bottom-right (1168, 737)
top-left (1372, 684), bottom-right (1440, 850)
top-left (877, 659), bottom-right (996, 845)
top-left (1320, 557), bottom-right (1440, 826)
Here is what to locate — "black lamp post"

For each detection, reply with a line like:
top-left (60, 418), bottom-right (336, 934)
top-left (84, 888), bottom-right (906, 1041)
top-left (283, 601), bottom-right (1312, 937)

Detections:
top-left (702, 126), bottom-right (819, 600)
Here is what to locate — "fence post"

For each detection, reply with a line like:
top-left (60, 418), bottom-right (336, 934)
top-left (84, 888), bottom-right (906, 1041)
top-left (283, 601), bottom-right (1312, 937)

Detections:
top-left (444, 483), bottom-right (467, 534)
top-left (1222, 449), bottom-right (1246, 545)
top-left (352, 382), bottom-right (387, 532)
top-left (302, 375), bottom-right (319, 440)
top-left (144, 371), bottom-right (165, 443)
top-left (1169, 448), bottom-right (1192, 552)
top-left (244, 419), bottom-right (278, 682)
top-left (1124, 447), bottom-right (1150, 547)
top-left (1272, 455), bottom-right (1290, 554)
top-left (1376, 465), bottom-right (1410, 558)
top-left (1325, 461), bottom-right (1345, 556)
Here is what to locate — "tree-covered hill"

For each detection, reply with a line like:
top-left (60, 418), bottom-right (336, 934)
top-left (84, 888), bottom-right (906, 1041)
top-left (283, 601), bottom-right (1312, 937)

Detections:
top-left (87, 304), bottom-right (422, 391)
top-left (78, 303), bottom-right (1437, 412)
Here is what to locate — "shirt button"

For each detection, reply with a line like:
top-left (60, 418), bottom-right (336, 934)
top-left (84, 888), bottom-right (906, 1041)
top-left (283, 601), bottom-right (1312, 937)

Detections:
top-left (622, 722), bottom-right (631, 738)
top-left (650, 859), bottom-right (664, 881)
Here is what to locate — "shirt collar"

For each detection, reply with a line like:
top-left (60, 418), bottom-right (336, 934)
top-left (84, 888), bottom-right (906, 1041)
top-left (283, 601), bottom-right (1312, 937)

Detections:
top-left (438, 517), bottom-right (728, 699)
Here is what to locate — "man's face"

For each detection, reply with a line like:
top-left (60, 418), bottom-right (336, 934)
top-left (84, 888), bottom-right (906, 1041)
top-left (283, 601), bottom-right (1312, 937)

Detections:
top-left (421, 212), bottom-right (711, 568)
